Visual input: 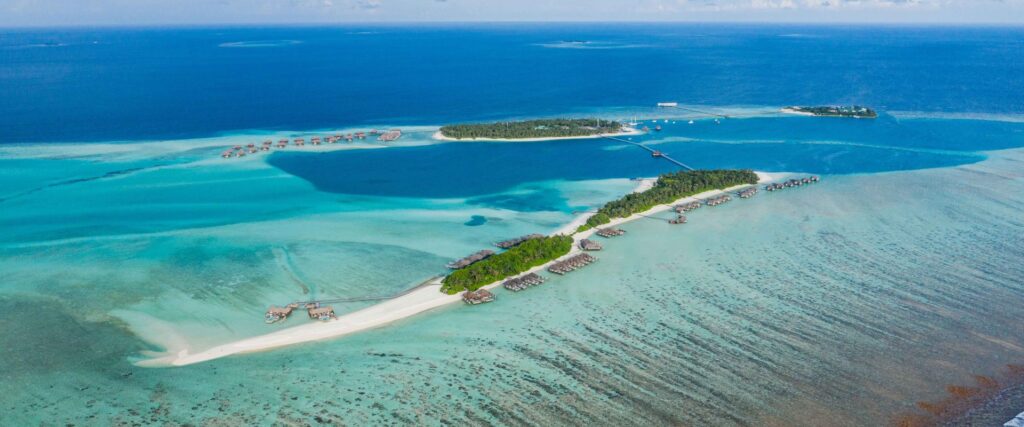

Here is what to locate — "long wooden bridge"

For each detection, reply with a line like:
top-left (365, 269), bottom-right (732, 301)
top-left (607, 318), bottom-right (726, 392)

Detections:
top-left (600, 135), bottom-right (695, 171)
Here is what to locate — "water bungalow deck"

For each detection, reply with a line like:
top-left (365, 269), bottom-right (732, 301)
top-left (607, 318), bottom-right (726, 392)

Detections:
top-left (446, 249), bottom-right (495, 270)
top-left (378, 129), bottom-right (402, 142)
top-left (674, 201), bottom-right (702, 213)
top-left (494, 233), bottom-right (545, 249)
top-left (579, 239), bottom-right (603, 251)
top-left (264, 304), bottom-right (298, 324)
top-left (502, 273), bottom-right (546, 292)
top-left (595, 228), bottom-right (626, 238)
top-left (764, 176), bottom-right (820, 192)
top-left (548, 253), bottom-right (597, 275)
top-left (704, 194), bottom-right (732, 207)
top-left (308, 306), bottom-right (336, 321)
top-left (462, 289), bottom-right (495, 305)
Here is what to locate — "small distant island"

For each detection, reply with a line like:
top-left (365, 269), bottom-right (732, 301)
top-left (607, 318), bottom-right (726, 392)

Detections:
top-left (435, 118), bottom-right (633, 141)
top-left (783, 106), bottom-right (877, 119)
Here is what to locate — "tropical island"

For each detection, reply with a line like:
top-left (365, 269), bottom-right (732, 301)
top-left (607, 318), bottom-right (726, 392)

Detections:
top-left (783, 106), bottom-right (877, 118)
top-left (441, 235), bottom-right (573, 294)
top-left (435, 118), bottom-right (634, 141)
top-left (150, 167), bottom-right (766, 367)
top-left (577, 169), bottom-right (760, 232)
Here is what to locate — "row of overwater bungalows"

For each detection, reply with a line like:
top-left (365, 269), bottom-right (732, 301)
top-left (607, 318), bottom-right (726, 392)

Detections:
top-left (221, 130), bottom-right (401, 158)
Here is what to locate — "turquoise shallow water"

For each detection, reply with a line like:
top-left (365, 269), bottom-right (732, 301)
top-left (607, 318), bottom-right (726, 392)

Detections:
top-left (1, 113), bottom-right (1023, 425)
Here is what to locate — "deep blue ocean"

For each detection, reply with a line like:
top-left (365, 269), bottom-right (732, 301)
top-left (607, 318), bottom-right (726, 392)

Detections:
top-left (2, 24), bottom-right (1023, 143)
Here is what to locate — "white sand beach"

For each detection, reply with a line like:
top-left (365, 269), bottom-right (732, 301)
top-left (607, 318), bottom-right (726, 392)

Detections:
top-left (143, 171), bottom-right (782, 367)
top-left (432, 127), bottom-right (642, 142)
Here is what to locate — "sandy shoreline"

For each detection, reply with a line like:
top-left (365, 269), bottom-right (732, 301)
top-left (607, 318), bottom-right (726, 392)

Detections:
top-left (141, 171), bottom-right (782, 367)
top-left (431, 127), bottom-right (642, 142)
top-left (780, 107), bottom-right (816, 117)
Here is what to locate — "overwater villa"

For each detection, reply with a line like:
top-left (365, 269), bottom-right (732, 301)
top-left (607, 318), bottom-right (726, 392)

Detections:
top-left (764, 176), bottom-right (820, 192)
top-left (378, 129), bottom-right (402, 142)
top-left (674, 201), bottom-right (702, 213)
top-left (737, 187), bottom-right (758, 199)
top-left (595, 227), bottom-right (626, 238)
top-left (308, 306), bottom-right (336, 321)
top-left (548, 253), bottom-right (597, 275)
top-left (502, 273), bottom-right (546, 292)
top-left (277, 139), bottom-right (289, 148)
top-left (579, 239), bottom-right (603, 251)
top-left (446, 249), bottom-right (495, 269)
top-left (311, 136), bottom-right (322, 145)
top-left (462, 289), bottom-right (495, 305)
top-left (669, 214), bottom-right (687, 224)
top-left (705, 194), bottom-right (732, 206)
top-left (265, 305), bottom-right (295, 324)
top-left (494, 233), bottom-right (545, 249)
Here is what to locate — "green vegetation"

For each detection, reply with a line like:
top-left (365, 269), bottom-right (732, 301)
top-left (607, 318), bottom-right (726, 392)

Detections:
top-left (439, 118), bottom-right (622, 140)
top-left (441, 235), bottom-right (573, 294)
top-left (578, 169), bottom-right (759, 231)
top-left (788, 106), bottom-right (877, 118)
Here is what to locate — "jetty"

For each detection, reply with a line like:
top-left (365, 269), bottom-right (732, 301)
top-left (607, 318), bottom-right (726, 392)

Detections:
top-left (462, 289), bottom-right (495, 305)
top-left (548, 253), bottom-right (597, 275)
top-left (601, 135), bottom-right (695, 171)
top-left (579, 239), bottom-right (603, 251)
top-left (502, 273), bottom-right (546, 292)
top-left (494, 233), bottom-right (545, 249)
top-left (595, 227), bottom-right (626, 238)
top-left (446, 249), bottom-right (495, 270)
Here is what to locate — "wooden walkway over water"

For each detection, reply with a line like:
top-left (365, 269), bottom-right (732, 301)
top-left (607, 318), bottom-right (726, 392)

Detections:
top-left (601, 135), bottom-right (695, 171)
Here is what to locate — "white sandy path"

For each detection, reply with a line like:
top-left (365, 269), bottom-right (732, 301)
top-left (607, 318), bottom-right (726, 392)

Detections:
top-left (143, 171), bottom-right (784, 367)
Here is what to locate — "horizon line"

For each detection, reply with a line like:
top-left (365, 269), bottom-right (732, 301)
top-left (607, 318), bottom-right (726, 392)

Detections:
top-left (2, 20), bottom-right (1024, 30)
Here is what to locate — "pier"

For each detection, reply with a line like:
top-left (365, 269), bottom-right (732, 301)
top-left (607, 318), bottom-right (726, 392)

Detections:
top-left (601, 135), bottom-right (695, 171)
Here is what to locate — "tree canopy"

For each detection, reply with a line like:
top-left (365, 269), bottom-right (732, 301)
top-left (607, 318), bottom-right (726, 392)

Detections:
top-left (440, 118), bottom-right (622, 140)
top-left (441, 235), bottom-right (573, 294)
top-left (579, 169), bottom-right (758, 231)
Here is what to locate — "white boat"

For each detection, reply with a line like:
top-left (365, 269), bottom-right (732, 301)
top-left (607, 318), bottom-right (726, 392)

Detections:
top-left (688, 120), bottom-right (694, 124)
top-left (657, 102), bottom-right (678, 107)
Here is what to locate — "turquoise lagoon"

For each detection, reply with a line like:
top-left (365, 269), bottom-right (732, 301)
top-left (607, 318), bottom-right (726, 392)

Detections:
top-left (1, 111), bottom-right (1024, 424)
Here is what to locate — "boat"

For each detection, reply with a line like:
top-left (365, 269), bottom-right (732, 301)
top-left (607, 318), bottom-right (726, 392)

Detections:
top-left (688, 120), bottom-right (694, 125)
top-left (652, 151), bottom-right (663, 157)
top-left (654, 125), bottom-right (662, 131)
top-left (657, 102), bottom-right (678, 107)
